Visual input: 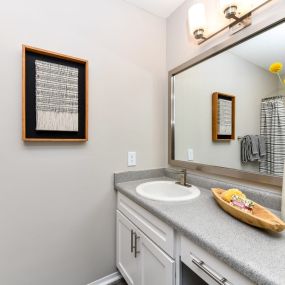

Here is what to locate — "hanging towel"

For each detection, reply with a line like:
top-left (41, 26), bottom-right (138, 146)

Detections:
top-left (241, 136), bottom-right (253, 163)
top-left (249, 135), bottom-right (259, 161)
top-left (241, 135), bottom-right (266, 163)
top-left (258, 136), bottom-right (266, 158)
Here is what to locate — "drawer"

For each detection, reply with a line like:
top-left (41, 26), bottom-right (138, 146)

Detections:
top-left (117, 193), bottom-right (175, 258)
top-left (181, 236), bottom-right (254, 285)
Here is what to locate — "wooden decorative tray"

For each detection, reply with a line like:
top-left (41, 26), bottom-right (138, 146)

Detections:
top-left (212, 188), bottom-right (285, 232)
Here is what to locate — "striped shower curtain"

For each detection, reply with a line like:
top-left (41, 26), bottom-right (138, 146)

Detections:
top-left (260, 98), bottom-right (285, 176)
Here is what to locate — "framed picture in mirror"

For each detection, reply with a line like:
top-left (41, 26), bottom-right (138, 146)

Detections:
top-left (212, 92), bottom-right (235, 141)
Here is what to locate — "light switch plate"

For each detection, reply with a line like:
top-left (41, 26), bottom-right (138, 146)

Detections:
top-left (187, 149), bottom-right (194, 161)
top-left (128, 152), bottom-right (136, 167)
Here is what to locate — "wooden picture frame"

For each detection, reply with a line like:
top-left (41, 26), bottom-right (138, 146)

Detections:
top-left (212, 92), bottom-right (235, 141)
top-left (22, 45), bottom-right (88, 142)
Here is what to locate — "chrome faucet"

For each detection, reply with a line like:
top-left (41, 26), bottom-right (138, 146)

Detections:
top-left (167, 168), bottom-right (191, 187)
top-left (178, 168), bottom-right (187, 186)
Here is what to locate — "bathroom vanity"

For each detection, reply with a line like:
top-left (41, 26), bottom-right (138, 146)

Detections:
top-left (115, 169), bottom-right (285, 285)
top-left (116, 192), bottom-right (252, 285)
top-left (116, 193), bottom-right (175, 285)
top-left (115, 17), bottom-right (285, 285)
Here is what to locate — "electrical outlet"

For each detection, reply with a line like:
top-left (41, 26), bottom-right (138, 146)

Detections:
top-left (128, 152), bottom-right (136, 167)
top-left (187, 149), bottom-right (194, 161)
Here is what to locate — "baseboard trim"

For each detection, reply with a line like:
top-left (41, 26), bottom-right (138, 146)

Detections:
top-left (87, 271), bottom-right (122, 285)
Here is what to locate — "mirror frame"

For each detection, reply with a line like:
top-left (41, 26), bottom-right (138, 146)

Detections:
top-left (168, 17), bottom-right (285, 187)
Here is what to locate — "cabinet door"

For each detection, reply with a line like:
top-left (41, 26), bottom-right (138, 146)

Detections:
top-left (137, 231), bottom-right (175, 285)
top-left (116, 210), bottom-right (138, 285)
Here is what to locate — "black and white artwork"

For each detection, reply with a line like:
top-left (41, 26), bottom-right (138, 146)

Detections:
top-left (35, 60), bottom-right (79, 132)
top-left (218, 98), bottom-right (232, 135)
top-left (23, 45), bottom-right (88, 141)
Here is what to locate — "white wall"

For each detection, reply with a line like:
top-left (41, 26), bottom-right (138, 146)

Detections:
top-left (174, 51), bottom-right (278, 172)
top-left (0, 1), bottom-right (166, 285)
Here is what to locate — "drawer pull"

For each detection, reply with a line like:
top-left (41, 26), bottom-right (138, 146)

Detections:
top-left (131, 230), bottom-right (135, 253)
top-left (192, 255), bottom-right (232, 285)
top-left (134, 233), bottom-right (140, 258)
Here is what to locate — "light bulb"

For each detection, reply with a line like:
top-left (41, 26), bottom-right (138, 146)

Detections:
top-left (188, 3), bottom-right (206, 35)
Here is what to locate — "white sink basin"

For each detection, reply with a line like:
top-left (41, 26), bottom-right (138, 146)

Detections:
top-left (136, 181), bottom-right (200, 202)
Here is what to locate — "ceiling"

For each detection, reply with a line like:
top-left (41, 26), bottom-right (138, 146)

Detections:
top-left (124, 0), bottom-right (186, 18)
top-left (230, 22), bottom-right (285, 75)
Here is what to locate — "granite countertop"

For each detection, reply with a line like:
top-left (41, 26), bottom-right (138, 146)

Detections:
top-left (115, 176), bottom-right (285, 285)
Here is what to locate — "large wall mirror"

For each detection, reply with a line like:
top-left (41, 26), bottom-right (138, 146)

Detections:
top-left (169, 19), bottom-right (285, 187)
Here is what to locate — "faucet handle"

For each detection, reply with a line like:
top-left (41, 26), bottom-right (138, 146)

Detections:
top-left (179, 174), bottom-right (185, 185)
top-left (167, 168), bottom-right (192, 187)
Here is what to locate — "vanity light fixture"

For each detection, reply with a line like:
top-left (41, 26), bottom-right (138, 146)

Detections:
top-left (188, 3), bottom-right (207, 40)
top-left (189, 0), bottom-right (273, 44)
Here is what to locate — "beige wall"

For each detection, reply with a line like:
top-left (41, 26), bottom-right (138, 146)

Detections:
top-left (0, 1), bottom-right (166, 284)
top-left (174, 51), bottom-right (278, 172)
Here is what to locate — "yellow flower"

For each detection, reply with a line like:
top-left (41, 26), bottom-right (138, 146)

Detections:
top-left (269, 62), bottom-right (283, 74)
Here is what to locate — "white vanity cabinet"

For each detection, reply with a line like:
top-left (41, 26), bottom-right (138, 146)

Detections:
top-left (116, 193), bottom-right (254, 285)
top-left (116, 193), bottom-right (175, 285)
top-left (116, 211), bottom-right (175, 285)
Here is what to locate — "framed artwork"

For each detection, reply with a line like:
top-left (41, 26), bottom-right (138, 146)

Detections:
top-left (212, 92), bottom-right (235, 141)
top-left (22, 45), bottom-right (88, 142)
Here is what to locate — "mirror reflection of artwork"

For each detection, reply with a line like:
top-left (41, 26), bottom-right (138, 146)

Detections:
top-left (212, 92), bottom-right (235, 141)
top-left (35, 60), bottom-right (79, 132)
top-left (173, 21), bottom-right (285, 177)
top-left (218, 99), bottom-right (232, 135)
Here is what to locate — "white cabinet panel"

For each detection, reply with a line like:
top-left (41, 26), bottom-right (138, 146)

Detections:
top-left (116, 210), bottom-right (138, 285)
top-left (138, 232), bottom-right (175, 285)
